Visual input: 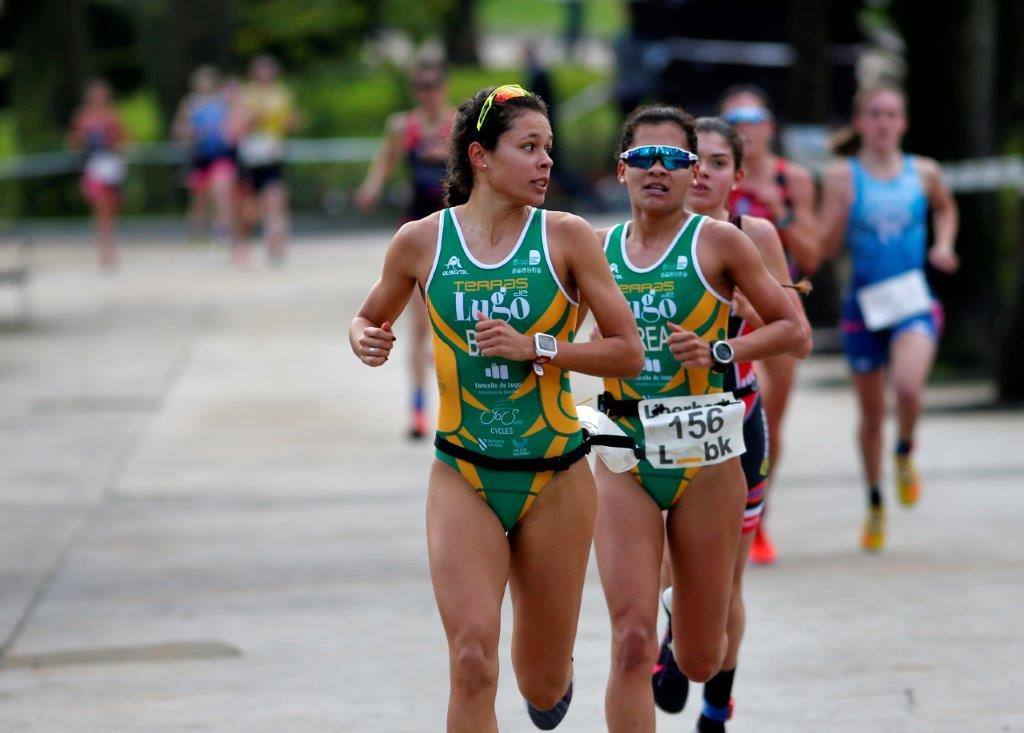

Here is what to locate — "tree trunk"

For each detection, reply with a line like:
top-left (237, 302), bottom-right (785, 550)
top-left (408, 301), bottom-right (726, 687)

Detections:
top-left (442, 0), bottom-right (479, 65)
top-left (995, 0), bottom-right (1024, 401)
top-left (784, 0), bottom-right (828, 123)
top-left (894, 0), bottom-right (1000, 367)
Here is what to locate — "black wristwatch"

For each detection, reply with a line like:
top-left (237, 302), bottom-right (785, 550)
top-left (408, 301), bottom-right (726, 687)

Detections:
top-left (710, 340), bottom-right (734, 374)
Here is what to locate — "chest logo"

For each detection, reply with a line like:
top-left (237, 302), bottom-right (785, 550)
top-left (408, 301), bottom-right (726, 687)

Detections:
top-left (529, 249), bottom-right (541, 266)
top-left (442, 255), bottom-right (468, 276)
top-left (676, 255), bottom-right (688, 270)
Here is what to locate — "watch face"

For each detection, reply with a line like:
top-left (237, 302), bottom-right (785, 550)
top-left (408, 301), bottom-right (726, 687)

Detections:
top-left (714, 342), bottom-right (733, 362)
top-left (536, 334), bottom-right (557, 351)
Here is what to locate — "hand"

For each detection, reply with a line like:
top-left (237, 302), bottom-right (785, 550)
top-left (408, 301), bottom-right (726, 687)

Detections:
top-left (357, 320), bottom-right (395, 366)
top-left (928, 244), bottom-right (959, 274)
top-left (666, 321), bottom-right (712, 368)
top-left (353, 181), bottom-right (380, 213)
top-left (475, 312), bottom-right (534, 360)
top-left (745, 178), bottom-right (787, 220)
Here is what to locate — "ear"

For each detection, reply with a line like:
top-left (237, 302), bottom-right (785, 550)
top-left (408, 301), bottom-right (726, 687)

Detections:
top-left (468, 141), bottom-right (488, 173)
top-left (733, 167), bottom-right (745, 187)
top-left (616, 159), bottom-right (627, 184)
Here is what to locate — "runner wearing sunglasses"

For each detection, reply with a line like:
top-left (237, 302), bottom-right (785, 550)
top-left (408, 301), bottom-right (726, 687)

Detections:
top-left (350, 84), bottom-right (643, 731)
top-left (820, 83), bottom-right (958, 550)
top-left (588, 105), bottom-right (804, 733)
top-left (719, 85), bottom-right (821, 565)
top-left (356, 64), bottom-right (457, 439)
top-left (649, 116), bottom-right (813, 732)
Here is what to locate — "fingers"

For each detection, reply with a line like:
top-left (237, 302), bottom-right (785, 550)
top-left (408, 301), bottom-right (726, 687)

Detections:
top-left (363, 326), bottom-right (396, 343)
top-left (666, 321), bottom-right (685, 333)
top-left (357, 324), bottom-right (396, 367)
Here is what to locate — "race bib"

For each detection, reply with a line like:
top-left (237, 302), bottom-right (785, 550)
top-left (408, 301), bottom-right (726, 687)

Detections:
top-left (239, 134), bottom-right (283, 166)
top-left (856, 269), bottom-right (931, 331)
top-left (639, 392), bottom-right (746, 469)
top-left (86, 153), bottom-right (126, 185)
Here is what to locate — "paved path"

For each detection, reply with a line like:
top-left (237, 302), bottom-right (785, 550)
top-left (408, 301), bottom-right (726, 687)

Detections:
top-left (1, 235), bottom-right (1022, 731)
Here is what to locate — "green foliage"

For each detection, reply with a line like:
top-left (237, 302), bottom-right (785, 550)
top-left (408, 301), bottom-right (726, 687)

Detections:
top-left (235, 0), bottom-right (376, 64)
top-left (479, 0), bottom-right (624, 37)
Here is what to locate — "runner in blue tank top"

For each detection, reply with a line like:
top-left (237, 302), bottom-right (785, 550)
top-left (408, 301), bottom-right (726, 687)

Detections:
top-left (821, 83), bottom-right (959, 552)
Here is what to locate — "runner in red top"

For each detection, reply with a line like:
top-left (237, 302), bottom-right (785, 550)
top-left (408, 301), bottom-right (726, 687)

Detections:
top-left (719, 85), bottom-right (820, 564)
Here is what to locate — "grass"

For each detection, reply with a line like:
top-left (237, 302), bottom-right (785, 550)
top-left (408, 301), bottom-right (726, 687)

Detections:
top-left (478, 0), bottom-right (625, 38)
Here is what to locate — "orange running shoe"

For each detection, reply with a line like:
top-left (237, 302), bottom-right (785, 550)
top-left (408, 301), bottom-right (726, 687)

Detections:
top-left (408, 408), bottom-right (428, 440)
top-left (861, 505), bottom-right (886, 552)
top-left (749, 525), bottom-right (777, 565)
top-left (895, 454), bottom-right (921, 506)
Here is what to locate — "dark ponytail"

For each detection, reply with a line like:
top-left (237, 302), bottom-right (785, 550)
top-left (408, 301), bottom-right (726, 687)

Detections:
top-left (444, 85), bottom-right (548, 206)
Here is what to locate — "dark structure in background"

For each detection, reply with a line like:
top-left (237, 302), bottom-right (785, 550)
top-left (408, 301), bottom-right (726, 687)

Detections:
top-left (614, 0), bottom-right (866, 332)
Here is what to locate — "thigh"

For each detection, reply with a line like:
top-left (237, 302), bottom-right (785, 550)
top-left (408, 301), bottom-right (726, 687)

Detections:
top-left (507, 460), bottom-right (598, 675)
top-left (666, 458), bottom-right (745, 652)
top-left (427, 460), bottom-right (511, 649)
top-left (889, 328), bottom-right (936, 395)
top-left (593, 461), bottom-right (664, 631)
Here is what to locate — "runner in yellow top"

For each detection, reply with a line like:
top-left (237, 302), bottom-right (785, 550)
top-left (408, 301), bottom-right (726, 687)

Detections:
top-left (239, 55), bottom-right (299, 265)
top-left (589, 105), bottom-right (804, 733)
top-left (350, 84), bottom-right (642, 731)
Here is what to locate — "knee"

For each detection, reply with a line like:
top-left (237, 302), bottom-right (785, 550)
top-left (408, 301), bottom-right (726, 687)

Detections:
top-left (677, 649), bottom-right (723, 684)
top-left (611, 621), bottom-right (658, 676)
top-left (450, 634), bottom-right (498, 699)
top-left (894, 383), bottom-right (921, 411)
top-left (518, 668), bottom-right (569, 711)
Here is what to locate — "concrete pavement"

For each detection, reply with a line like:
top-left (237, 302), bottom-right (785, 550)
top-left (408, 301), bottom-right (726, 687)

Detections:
top-left (1, 234), bottom-right (1022, 731)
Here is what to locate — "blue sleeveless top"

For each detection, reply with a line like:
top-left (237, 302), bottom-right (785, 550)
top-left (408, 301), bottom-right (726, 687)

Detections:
top-left (190, 97), bottom-right (231, 160)
top-left (845, 155), bottom-right (929, 291)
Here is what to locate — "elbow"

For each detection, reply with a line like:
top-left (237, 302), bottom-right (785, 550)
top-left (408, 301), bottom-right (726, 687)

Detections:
top-left (793, 321), bottom-right (813, 359)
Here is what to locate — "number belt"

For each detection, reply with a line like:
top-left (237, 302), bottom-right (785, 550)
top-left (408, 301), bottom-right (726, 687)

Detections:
top-left (597, 386), bottom-right (755, 419)
top-left (434, 431), bottom-right (639, 472)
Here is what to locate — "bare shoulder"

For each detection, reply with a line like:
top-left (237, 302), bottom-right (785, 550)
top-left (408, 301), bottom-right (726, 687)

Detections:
top-left (546, 210), bottom-right (601, 250)
top-left (384, 111), bottom-right (409, 136)
top-left (822, 159), bottom-right (853, 188)
top-left (392, 211), bottom-right (441, 256)
top-left (912, 155), bottom-right (944, 185)
top-left (740, 215), bottom-right (780, 244)
top-left (784, 160), bottom-right (816, 187)
top-left (700, 216), bottom-right (744, 247)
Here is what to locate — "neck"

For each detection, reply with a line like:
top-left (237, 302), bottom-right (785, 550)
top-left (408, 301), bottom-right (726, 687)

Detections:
top-left (460, 186), bottom-right (531, 244)
top-left (743, 149), bottom-right (775, 176)
top-left (688, 198), bottom-right (729, 222)
top-left (629, 205), bottom-right (689, 246)
top-left (860, 146), bottom-right (902, 169)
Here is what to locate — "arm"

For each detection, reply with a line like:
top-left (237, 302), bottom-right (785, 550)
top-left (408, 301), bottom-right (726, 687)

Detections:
top-left (743, 217), bottom-right (812, 358)
top-left (668, 223), bottom-right (803, 368)
top-left (918, 157), bottom-right (960, 273)
top-left (819, 160), bottom-right (853, 262)
top-left (777, 164), bottom-right (821, 275)
top-left (474, 215), bottom-right (644, 378)
top-left (354, 113), bottom-right (405, 212)
top-left (348, 220), bottom-right (427, 366)
top-left (67, 112), bottom-right (84, 150)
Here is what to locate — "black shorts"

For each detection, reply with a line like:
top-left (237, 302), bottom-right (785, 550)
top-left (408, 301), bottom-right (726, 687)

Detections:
top-left (244, 163), bottom-right (284, 193)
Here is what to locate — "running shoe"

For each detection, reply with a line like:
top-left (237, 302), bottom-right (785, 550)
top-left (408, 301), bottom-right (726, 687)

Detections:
top-left (749, 525), bottom-right (777, 565)
top-left (408, 408), bottom-right (428, 440)
top-left (652, 586), bottom-right (689, 713)
top-left (652, 625), bottom-right (689, 713)
top-left (526, 679), bottom-right (573, 730)
top-left (895, 453), bottom-right (921, 506)
top-left (861, 505), bottom-right (886, 552)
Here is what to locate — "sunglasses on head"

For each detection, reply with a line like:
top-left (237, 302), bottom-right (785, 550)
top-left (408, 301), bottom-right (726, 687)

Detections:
top-left (619, 145), bottom-right (699, 171)
top-left (722, 106), bottom-right (772, 125)
top-left (476, 84), bottom-right (530, 131)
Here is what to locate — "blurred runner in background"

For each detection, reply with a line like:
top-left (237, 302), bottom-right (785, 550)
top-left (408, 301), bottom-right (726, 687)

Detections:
top-left (719, 85), bottom-right (821, 565)
top-left (173, 66), bottom-right (240, 259)
top-left (820, 83), bottom-right (959, 551)
top-left (238, 55), bottom-right (299, 267)
top-left (69, 79), bottom-right (126, 271)
top-left (355, 63), bottom-right (455, 439)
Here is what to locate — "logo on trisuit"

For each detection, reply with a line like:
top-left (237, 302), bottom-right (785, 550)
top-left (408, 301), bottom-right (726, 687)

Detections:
top-left (676, 255), bottom-right (688, 270)
top-left (529, 249), bottom-right (541, 266)
top-left (442, 255), bottom-right (468, 276)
